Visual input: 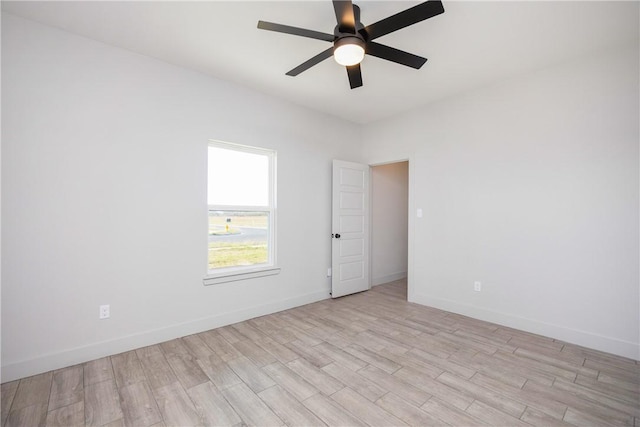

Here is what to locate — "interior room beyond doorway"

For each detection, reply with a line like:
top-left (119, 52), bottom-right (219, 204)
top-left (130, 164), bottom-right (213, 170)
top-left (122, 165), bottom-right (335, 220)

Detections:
top-left (371, 161), bottom-right (409, 297)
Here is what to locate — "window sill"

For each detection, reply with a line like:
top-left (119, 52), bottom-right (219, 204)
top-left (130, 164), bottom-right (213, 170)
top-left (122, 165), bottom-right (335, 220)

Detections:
top-left (203, 266), bottom-right (281, 286)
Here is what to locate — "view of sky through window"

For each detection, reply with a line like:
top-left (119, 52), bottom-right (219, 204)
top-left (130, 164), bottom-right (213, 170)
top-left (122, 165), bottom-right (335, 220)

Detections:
top-left (207, 146), bottom-right (269, 206)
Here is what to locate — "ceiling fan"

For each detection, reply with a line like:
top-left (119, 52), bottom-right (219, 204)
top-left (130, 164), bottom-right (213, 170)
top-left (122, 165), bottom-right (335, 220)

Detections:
top-left (257, 0), bottom-right (445, 89)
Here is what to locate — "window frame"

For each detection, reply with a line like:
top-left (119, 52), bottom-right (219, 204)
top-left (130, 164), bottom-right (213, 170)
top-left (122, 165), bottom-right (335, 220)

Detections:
top-left (203, 140), bottom-right (279, 285)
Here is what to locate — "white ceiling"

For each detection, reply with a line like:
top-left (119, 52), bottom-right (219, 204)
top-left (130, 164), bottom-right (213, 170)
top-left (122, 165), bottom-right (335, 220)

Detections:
top-left (2, 1), bottom-right (638, 124)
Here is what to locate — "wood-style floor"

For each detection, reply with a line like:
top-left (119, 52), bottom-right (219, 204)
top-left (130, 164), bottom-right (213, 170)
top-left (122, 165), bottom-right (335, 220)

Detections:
top-left (2, 280), bottom-right (639, 427)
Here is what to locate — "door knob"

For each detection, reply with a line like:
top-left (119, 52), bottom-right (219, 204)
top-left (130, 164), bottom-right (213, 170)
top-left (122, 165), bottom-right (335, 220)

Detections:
top-left (335, 233), bottom-right (341, 238)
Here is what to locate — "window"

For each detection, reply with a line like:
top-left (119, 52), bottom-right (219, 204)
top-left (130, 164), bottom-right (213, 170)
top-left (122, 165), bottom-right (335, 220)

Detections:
top-left (204, 141), bottom-right (278, 285)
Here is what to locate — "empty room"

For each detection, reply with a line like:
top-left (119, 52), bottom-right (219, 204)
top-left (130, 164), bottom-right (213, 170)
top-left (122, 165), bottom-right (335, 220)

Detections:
top-left (1, 1), bottom-right (639, 426)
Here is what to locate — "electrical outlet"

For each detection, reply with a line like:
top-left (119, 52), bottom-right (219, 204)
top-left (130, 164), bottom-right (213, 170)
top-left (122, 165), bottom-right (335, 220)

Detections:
top-left (99, 304), bottom-right (110, 319)
top-left (474, 281), bottom-right (482, 292)
top-left (327, 267), bottom-right (332, 277)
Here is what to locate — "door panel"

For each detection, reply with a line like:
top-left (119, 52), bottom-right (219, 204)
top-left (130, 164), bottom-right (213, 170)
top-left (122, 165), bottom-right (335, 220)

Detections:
top-left (340, 192), bottom-right (364, 209)
top-left (339, 262), bottom-right (364, 281)
top-left (332, 160), bottom-right (370, 298)
top-left (339, 239), bottom-right (364, 257)
top-left (339, 215), bottom-right (363, 233)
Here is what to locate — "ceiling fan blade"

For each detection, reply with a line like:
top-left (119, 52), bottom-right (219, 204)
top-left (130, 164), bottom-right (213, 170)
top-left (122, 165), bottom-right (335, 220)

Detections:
top-left (333, 0), bottom-right (356, 33)
top-left (286, 47), bottom-right (334, 76)
top-left (366, 41), bottom-right (427, 69)
top-left (258, 21), bottom-right (334, 42)
top-left (364, 1), bottom-right (444, 40)
top-left (346, 64), bottom-right (363, 89)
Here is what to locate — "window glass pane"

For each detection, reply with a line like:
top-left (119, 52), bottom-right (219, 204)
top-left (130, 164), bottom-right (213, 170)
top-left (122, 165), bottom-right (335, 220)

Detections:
top-left (208, 210), bottom-right (268, 269)
top-left (208, 146), bottom-right (269, 206)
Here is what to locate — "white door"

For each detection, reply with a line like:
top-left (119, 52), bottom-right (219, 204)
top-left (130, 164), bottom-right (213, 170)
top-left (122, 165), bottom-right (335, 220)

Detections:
top-left (331, 160), bottom-right (370, 298)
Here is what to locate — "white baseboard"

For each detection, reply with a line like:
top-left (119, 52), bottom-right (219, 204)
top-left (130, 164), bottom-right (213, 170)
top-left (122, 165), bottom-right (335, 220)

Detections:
top-left (372, 271), bottom-right (407, 287)
top-left (1, 290), bottom-right (329, 383)
top-left (411, 292), bottom-right (640, 361)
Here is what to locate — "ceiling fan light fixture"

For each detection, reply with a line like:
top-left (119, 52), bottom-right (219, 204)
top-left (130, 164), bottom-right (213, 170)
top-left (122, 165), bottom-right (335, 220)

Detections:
top-left (333, 36), bottom-right (365, 66)
top-left (258, 0), bottom-right (445, 89)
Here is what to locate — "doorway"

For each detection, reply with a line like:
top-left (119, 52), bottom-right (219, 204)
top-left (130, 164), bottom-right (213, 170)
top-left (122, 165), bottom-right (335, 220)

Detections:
top-left (370, 161), bottom-right (409, 300)
top-left (331, 160), bottom-right (370, 298)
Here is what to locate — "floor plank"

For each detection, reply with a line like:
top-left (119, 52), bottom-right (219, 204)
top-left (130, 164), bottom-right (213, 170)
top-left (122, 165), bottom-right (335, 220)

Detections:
top-left (151, 382), bottom-right (200, 427)
top-left (186, 381), bottom-right (242, 426)
top-left (137, 347), bottom-right (179, 390)
top-left (375, 392), bottom-right (444, 426)
top-left (1, 381), bottom-right (19, 426)
top-left (465, 400), bottom-right (530, 426)
top-left (233, 340), bottom-right (277, 367)
top-left (262, 362), bottom-right (318, 401)
top-left (420, 398), bottom-right (485, 426)
top-left (379, 349), bottom-right (445, 379)
top-left (45, 401), bottom-right (84, 427)
top-left (357, 365), bottom-right (430, 406)
top-left (5, 403), bottom-right (47, 427)
top-left (575, 374), bottom-right (639, 404)
top-left (48, 365), bottom-right (83, 412)
top-left (163, 353), bottom-right (209, 390)
top-left (322, 362), bottom-right (386, 402)
top-left (286, 358), bottom-right (344, 396)
top-left (111, 351), bottom-right (146, 388)
top-left (284, 340), bottom-right (333, 368)
top-left (342, 343), bottom-right (402, 374)
top-left (218, 325), bottom-right (246, 344)
top-left (118, 381), bottom-right (162, 427)
top-left (394, 367), bottom-right (474, 411)
top-left (520, 407), bottom-right (575, 427)
top-left (584, 358), bottom-right (640, 381)
top-left (197, 330), bottom-right (242, 362)
top-left (232, 322), bottom-right (270, 343)
top-left (448, 350), bottom-right (530, 388)
top-left (469, 350), bottom-right (556, 387)
top-left (553, 377), bottom-right (640, 418)
top-left (563, 407), bottom-right (626, 427)
top-left (10, 372), bottom-right (53, 412)
top-left (302, 392), bottom-right (367, 427)
top-left (515, 347), bottom-right (598, 378)
top-left (470, 372), bottom-right (567, 419)
top-left (221, 382), bottom-right (283, 426)
top-left (406, 347), bottom-right (475, 379)
top-left (84, 379), bottom-right (123, 427)
top-left (256, 338), bottom-right (299, 364)
top-left (182, 334), bottom-right (217, 360)
top-left (598, 372), bottom-right (640, 393)
top-left (314, 342), bottom-right (368, 371)
top-left (523, 378), bottom-right (634, 426)
top-left (226, 356), bottom-right (275, 393)
top-left (196, 357), bottom-right (243, 390)
top-left (436, 372), bottom-right (526, 418)
top-left (83, 357), bottom-right (113, 387)
top-left (258, 385), bottom-right (325, 427)
top-left (330, 387), bottom-right (407, 426)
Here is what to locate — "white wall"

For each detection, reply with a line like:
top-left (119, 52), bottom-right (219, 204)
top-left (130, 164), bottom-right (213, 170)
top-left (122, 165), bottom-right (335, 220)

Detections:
top-left (1, 14), bottom-right (362, 382)
top-left (371, 162), bottom-right (408, 286)
top-left (364, 44), bottom-right (640, 359)
top-left (2, 11), bottom-right (639, 383)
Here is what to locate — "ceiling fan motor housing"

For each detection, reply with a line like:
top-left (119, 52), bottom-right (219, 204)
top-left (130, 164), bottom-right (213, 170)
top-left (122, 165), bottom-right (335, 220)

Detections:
top-left (333, 34), bottom-right (365, 52)
top-left (335, 4), bottom-right (365, 36)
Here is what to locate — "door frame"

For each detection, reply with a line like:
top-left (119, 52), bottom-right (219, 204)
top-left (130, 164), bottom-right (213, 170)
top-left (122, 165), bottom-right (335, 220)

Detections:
top-left (368, 158), bottom-right (413, 301)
